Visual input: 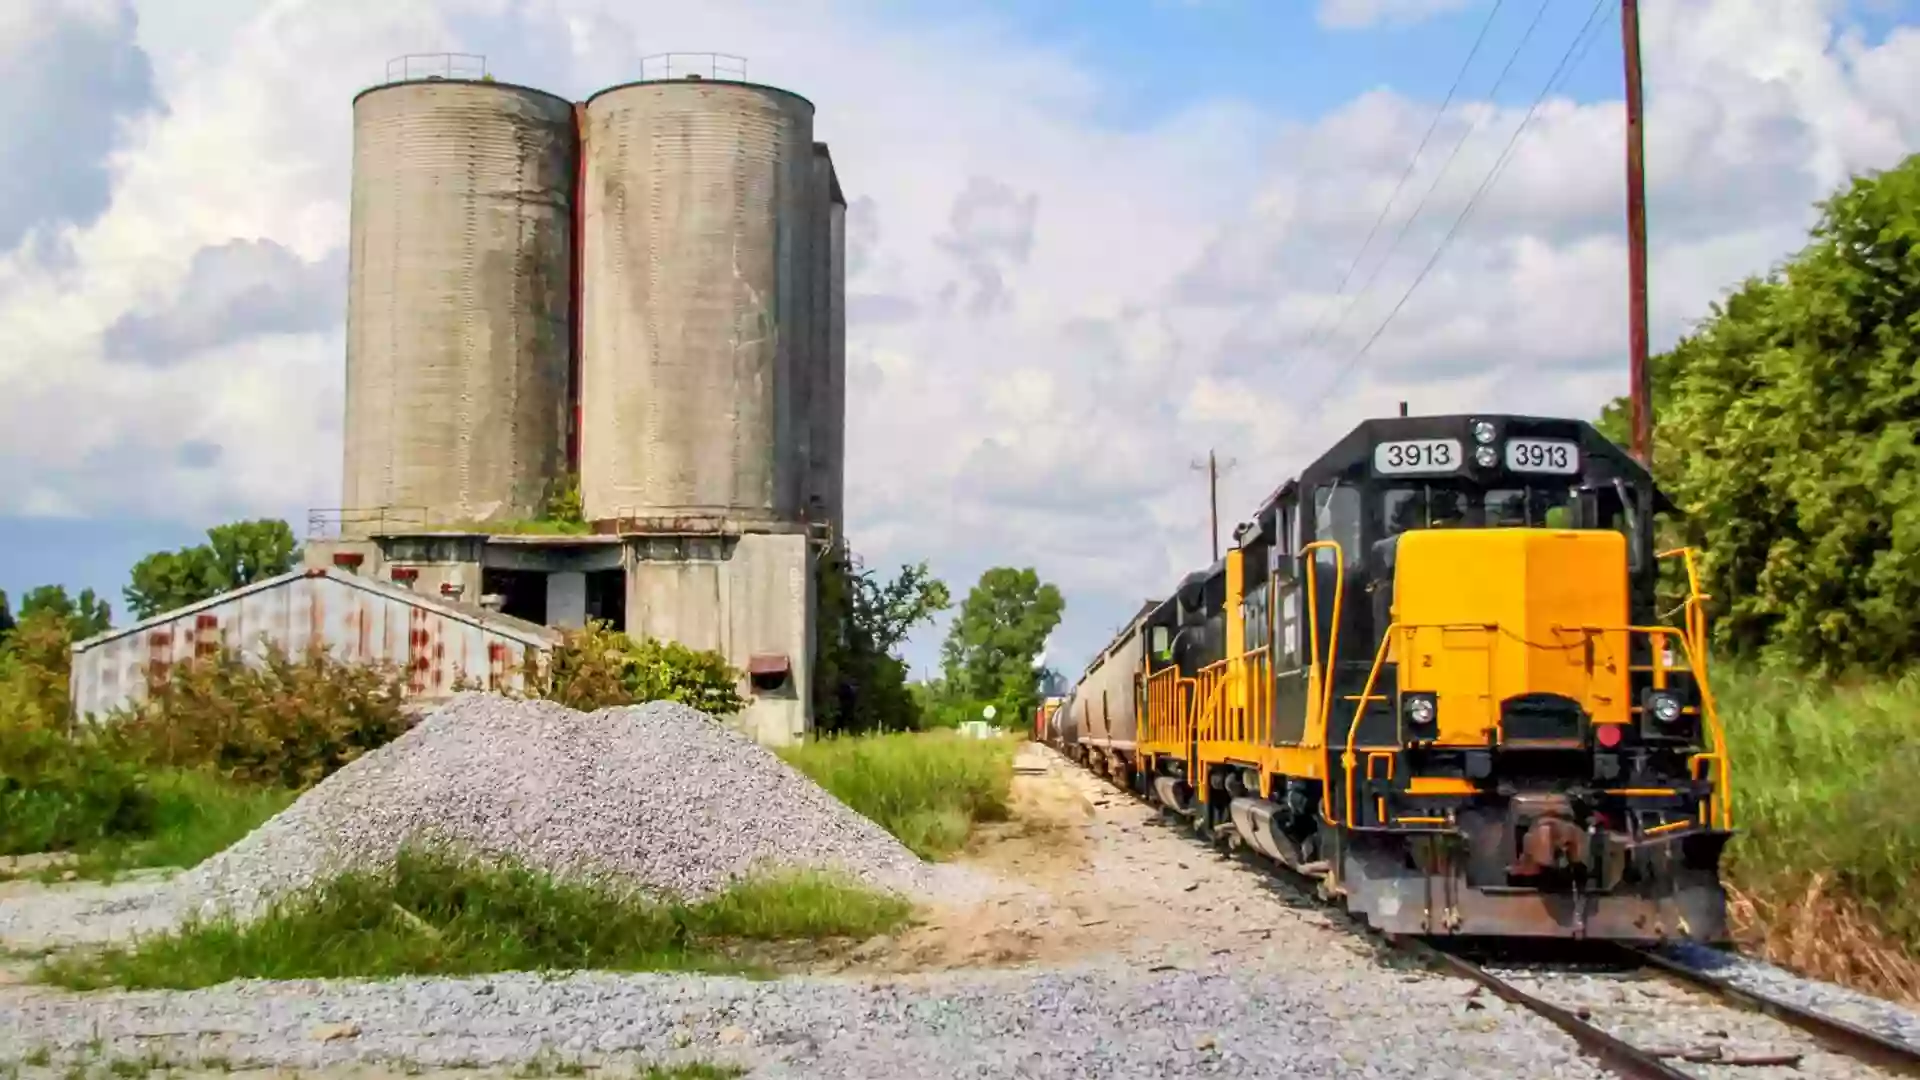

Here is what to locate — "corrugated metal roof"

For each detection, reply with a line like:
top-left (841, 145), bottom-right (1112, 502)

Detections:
top-left (69, 567), bottom-right (565, 721)
top-left (70, 567), bottom-right (558, 652)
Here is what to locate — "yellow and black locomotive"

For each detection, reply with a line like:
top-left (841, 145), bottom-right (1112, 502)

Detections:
top-left (1055, 412), bottom-right (1733, 942)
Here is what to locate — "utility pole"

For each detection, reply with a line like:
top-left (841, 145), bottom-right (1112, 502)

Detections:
top-left (1623, 0), bottom-right (1652, 467)
top-left (1191, 450), bottom-right (1237, 564)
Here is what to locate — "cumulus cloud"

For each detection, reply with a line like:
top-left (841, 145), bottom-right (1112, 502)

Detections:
top-left (0, 0), bottom-right (159, 254)
top-left (2, 0), bottom-right (1919, 676)
top-left (103, 239), bottom-right (343, 366)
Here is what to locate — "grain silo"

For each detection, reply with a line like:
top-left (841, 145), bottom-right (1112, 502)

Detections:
top-left (342, 62), bottom-right (577, 534)
top-left (578, 70), bottom-right (817, 528)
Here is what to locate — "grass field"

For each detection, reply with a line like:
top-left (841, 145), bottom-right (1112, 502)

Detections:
top-left (1715, 666), bottom-right (1920, 1000)
top-left (778, 730), bottom-right (1018, 859)
top-left (42, 847), bottom-right (914, 990)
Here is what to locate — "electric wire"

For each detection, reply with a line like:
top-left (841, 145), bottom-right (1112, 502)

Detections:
top-left (1304, 0), bottom-right (1555, 356)
top-left (1288, 0), bottom-right (1512, 356)
top-left (1302, 0), bottom-right (1617, 415)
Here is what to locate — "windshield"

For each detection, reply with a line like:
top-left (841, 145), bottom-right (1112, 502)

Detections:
top-left (1381, 485), bottom-right (1574, 538)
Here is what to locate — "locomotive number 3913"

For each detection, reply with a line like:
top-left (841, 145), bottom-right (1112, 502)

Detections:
top-left (1373, 439), bottom-right (1461, 475)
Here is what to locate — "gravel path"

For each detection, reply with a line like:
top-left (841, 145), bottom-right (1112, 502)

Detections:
top-left (1489, 964), bottom-right (1910, 1079)
top-left (0, 743), bottom-right (1631, 1078)
top-left (1659, 943), bottom-right (1920, 1056)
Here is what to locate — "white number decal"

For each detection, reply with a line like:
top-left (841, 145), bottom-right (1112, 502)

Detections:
top-left (1503, 438), bottom-right (1580, 475)
top-left (1373, 439), bottom-right (1461, 475)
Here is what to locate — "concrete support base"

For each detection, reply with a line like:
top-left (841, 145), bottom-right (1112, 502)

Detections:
top-left (626, 532), bottom-right (814, 746)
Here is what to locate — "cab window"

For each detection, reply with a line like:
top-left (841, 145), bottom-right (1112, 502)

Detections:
top-left (1381, 486), bottom-right (1470, 537)
top-left (1485, 487), bottom-right (1574, 528)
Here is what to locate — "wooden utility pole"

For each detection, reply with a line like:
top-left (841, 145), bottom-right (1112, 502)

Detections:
top-left (1623, 0), bottom-right (1652, 467)
top-left (1191, 450), bottom-right (1236, 564)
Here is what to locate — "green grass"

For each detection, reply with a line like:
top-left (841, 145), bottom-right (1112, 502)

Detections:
top-left (778, 730), bottom-right (1017, 859)
top-left (48, 770), bottom-right (292, 882)
top-left (1716, 666), bottom-right (1920, 953)
top-left (40, 847), bottom-right (913, 990)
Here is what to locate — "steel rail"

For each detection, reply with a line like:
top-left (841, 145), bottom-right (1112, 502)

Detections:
top-left (1629, 947), bottom-right (1920, 1077)
top-left (1393, 937), bottom-right (1693, 1080)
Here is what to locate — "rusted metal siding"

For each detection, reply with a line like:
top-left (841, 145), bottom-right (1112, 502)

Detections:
top-left (69, 569), bottom-right (560, 721)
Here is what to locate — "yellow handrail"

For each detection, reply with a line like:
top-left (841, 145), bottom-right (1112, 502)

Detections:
top-left (1302, 540), bottom-right (1346, 824)
top-left (1338, 619), bottom-right (1732, 832)
top-left (1343, 624), bottom-right (1400, 826)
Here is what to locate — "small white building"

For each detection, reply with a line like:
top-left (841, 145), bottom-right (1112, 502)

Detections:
top-left (67, 567), bottom-right (562, 721)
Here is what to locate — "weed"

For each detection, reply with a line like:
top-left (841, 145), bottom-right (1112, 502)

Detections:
top-left (21, 1049), bottom-right (50, 1068)
top-left (637, 1066), bottom-right (743, 1080)
top-left (41, 847), bottom-right (911, 990)
top-left (779, 730), bottom-right (1016, 859)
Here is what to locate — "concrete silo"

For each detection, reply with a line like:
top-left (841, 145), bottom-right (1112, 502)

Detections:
top-left (341, 68), bottom-right (577, 533)
top-left (810, 144), bottom-right (847, 538)
top-left (578, 73), bottom-right (817, 529)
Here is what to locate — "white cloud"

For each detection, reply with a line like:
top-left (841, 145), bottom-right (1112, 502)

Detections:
top-left (1, 0), bottom-right (1918, 674)
top-left (1317, 0), bottom-right (1477, 31)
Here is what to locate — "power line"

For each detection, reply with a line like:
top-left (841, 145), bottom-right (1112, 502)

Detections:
top-left (1309, 0), bottom-right (1616, 410)
top-left (1305, 0), bottom-right (1554, 356)
top-left (1288, 0), bottom-right (1511, 355)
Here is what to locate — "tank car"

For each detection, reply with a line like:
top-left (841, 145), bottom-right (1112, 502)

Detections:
top-left (1063, 413), bottom-right (1734, 944)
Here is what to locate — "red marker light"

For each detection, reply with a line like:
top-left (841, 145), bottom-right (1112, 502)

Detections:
top-left (1595, 724), bottom-right (1624, 749)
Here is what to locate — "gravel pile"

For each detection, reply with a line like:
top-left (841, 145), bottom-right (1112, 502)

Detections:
top-left (0, 694), bottom-right (992, 947)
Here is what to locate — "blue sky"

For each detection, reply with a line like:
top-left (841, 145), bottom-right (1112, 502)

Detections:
top-left (5, 0), bottom-right (1920, 680)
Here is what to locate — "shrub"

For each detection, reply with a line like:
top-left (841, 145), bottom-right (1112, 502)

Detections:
top-left (779, 730), bottom-right (1015, 859)
top-left (109, 643), bottom-right (413, 788)
top-left (536, 622), bottom-right (747, 715)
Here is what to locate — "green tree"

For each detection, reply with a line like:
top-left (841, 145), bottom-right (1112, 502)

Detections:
top-left (1596, 151), bottom-right (1920, 671)
top-left (0, 589), bottom-right (14, 645)
top-left (17, 585), bottom-right (112, 641)
top-left (814, 552), bottom-right (951, 734)
top-left (126, 519), bottom-right (302, 619)
top-left (939, 566), bottom-right (1064, 726)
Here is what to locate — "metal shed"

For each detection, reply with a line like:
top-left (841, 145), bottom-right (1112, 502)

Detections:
top-left (68, 567), bottom-right (563, 720)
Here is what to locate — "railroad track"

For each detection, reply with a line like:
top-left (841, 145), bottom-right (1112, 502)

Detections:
top-left (1063, 747), bottom-right (1920, 1080)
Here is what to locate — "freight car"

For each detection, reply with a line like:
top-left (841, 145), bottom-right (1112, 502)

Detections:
top-left (1050, 412), bottom-right (1733, 943)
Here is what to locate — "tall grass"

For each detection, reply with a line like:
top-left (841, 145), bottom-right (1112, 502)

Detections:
top-left (1717, 666), bottom-right (1920, 999)
top-left (54, 770), bottom-right (294, 880)
top-left (779, 731), bottom-right (1016, 859)
top-left (43, 847), bottom-right (914, 990)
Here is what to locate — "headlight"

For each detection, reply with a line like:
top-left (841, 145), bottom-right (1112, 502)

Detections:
top-left (1472, 420), bottom-right (1497, 445)
top-left (1474, 446), bottom-right (1498, 467)
top-left (1649, 692), bottom-right (1683, 724)
top-left (1405, 694), bottom-right (1437, 726)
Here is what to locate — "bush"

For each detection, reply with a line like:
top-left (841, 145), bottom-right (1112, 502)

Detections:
top-left (779, 731), bottom-right (1015, 859)
top-left (41, 846), bottom-right (912, 990)
top-left (0, 609), bottom-right (158, 855)
top-left (110, 643), bottom-right (413, 788)
top-left (535, 621), bottom-right (747, 715)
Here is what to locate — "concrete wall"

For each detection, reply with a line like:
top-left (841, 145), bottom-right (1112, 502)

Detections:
top-left (624, 532), bottom-right (813, 745)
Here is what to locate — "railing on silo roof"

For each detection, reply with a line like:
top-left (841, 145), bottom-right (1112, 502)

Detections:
top-left (638, 52), bottom-right (748, 82)
top-left (382, 53), bottom-right (491, 84)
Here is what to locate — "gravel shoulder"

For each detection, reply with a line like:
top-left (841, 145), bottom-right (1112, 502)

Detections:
top-left (0, 742), bottom-right (1634, 1078)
